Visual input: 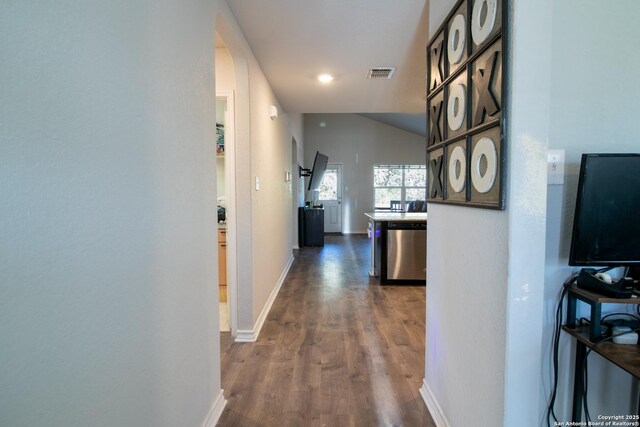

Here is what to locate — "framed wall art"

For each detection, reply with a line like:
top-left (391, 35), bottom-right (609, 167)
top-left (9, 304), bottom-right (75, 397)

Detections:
top-left (426, 0), bottom-right (508, 209)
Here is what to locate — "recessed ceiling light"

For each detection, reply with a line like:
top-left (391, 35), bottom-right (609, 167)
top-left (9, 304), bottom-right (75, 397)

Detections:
top-left (319, 121), bottom-right (327, 127)
top-left (318, 74), bottom-right (334, 83)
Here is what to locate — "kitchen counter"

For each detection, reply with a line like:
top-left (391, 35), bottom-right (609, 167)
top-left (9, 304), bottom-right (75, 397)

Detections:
top-left (364, 212), bottom-right (428, 222)
top-left (365, 212), bottom-right (427, 285)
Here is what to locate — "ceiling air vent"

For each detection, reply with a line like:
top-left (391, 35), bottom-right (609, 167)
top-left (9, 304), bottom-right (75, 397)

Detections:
top-left (367, 67), bottom-right (395, 80)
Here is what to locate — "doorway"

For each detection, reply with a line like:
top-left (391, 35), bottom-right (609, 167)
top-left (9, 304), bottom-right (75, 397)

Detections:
top-left (318, 163), bottom-right (342, 233)
top-left (216, 97), bottom-right (230, 332)
top-left (215, 30), bottom-right (240, 337)
top-left (216, 90), bottom-right (238, 336)
top-left (291, 138), bottom-right (300, 249)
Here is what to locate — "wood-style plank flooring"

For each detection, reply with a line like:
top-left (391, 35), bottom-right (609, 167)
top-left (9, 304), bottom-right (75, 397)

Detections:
top-left (217, 235), bottom-right (434, 427)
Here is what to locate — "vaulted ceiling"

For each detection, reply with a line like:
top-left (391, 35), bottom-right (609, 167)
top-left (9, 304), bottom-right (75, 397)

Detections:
top-left (226, 0), bottom-right (429, 135)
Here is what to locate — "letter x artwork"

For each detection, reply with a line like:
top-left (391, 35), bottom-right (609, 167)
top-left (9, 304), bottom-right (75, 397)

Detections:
top-left (426, 0), bottom-right (507, 209)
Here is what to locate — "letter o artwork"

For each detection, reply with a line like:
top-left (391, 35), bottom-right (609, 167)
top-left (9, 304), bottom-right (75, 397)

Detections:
top-left (448, 145), bottom-right (466, 193)
top-left (471, 137), bottom-right (497, 193)
top-left (471, 0), bottom-right (498, 46)
top-left (447, 83), bottom-right (467, 132)
top-left (447, 14), bottom-right (466, 66)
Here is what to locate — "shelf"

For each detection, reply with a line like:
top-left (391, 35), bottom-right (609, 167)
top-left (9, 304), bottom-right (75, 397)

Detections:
top-left (569, 285), bottom-right (639, 304)
top-left (562, 325), bottom-right (640, 378)
top-left (563, 284), bottom-right (640, 422)
top-left (567, 285), bottom-right (640, 341)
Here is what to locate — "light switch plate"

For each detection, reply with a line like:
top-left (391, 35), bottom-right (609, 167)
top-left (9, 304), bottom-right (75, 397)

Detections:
top-left (547, 149), bottom-right (565, 185)
top-left (255, 176), bottom-right (260, 190)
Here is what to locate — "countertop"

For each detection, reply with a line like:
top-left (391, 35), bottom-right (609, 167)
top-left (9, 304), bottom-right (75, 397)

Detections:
top-left (364, 212), bottom-right (428, 222)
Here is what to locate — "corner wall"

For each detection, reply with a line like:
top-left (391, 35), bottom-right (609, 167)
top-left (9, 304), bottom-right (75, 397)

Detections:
top-left (543, 0), bottom-right (640, 419)
top-left (304, 114), bottom-right (425, 233)
top-left (424, 0), bottom-right (549, 425)
top-left (424, 2), bottom-right (509, 425)
top-left (216, 1), bottom-right (301, 338)
top-left (0, 2), bottom-right (223, 426)
top-left (425, 1), bottom-right (640, 425)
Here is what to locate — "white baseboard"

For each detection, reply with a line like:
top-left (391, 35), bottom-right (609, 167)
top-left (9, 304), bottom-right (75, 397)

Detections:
top-left (293, 245), bottom-right (300, 250)
top-left (235, 255), bottom-right (294, 343)
top-left (234, 330), bottom-right (255, 342)
top-left (202, 389), bottom-right (226, 427)
top-left (420, 379), bottom-right (451, 427)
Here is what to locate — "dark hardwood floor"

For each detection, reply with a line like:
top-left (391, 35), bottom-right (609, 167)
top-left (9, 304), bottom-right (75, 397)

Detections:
top-left (217, 235), bottom-right (434, 427)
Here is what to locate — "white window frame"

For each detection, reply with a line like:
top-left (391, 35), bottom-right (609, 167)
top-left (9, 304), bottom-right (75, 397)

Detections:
top-left (373, 164), bottom-right (427, 210)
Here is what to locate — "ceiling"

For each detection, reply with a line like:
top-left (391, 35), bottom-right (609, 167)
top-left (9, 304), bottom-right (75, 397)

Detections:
top-left (225, 0), bottom-right (429, 135)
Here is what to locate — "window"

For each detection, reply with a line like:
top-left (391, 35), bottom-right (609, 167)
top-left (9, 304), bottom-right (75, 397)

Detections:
top-left (373, 164), bottom-right (426, 209)
top-left (318, 168), bottom-right (338, 200)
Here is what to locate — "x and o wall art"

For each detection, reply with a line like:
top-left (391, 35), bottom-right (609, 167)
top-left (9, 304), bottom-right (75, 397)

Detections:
top-left (426, 0), bottom-right (507, 209)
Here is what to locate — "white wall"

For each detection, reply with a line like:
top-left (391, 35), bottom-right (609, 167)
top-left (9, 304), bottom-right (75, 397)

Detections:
top-left (248, 70), bottom-right (295, 324)
top-left (425, 3), bottom-right (514, 418)
top-left (215, 2), bottom-right (300, 336)
top-left (0, 2), bottom-right (223, 426)
top-left (543, 0), bottom-right (640, 420)
top-left (0, 0), bottom-right (304, 424)
top-left (424, 0), bottom-right (549, 425)
top-left (426, 1), bottom-right (640, 426)
top-left (303, 114), bottom-right (425, 233)
top-left (215, 47), bottom-right (236, 93)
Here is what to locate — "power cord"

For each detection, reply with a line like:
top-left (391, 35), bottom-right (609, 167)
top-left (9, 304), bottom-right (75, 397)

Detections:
top-left (547, 273), bottom-right (578, 427)
top-left (601, 312), bottom-right (640, 323)
top-left (583, 352), bottom-right (590, 421)
top-left (547, 272), bottom-right (639, 426)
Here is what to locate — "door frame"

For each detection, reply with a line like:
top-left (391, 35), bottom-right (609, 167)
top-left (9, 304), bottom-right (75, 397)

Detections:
top-left (217, 91), bottom-right (238, 336)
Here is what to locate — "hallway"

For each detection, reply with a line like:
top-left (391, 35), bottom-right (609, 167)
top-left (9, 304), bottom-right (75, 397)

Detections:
top-left (218, 235), bottom-right (434, 426)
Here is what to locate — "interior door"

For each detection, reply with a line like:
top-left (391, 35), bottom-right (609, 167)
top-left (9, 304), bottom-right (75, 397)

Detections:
top-left (318, 163), bottom-right (342, 233)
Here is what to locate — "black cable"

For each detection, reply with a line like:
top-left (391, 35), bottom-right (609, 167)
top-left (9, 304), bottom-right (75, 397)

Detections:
top-left (547, 273), bottom-right (578, 427)
top-left (547, 285), bottom-right (566, 426)
top-left (601, 312), bottom-right (640, 322)
top-left (583, 353), bottom-right (590, 421)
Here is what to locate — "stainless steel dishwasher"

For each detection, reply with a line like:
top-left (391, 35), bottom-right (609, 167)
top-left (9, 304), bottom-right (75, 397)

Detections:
top-left (386, 222), bottom-right (426, 281)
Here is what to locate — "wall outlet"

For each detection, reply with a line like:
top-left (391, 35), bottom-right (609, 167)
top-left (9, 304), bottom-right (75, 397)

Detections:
top-left (547, 149), bottom-right (565, 185)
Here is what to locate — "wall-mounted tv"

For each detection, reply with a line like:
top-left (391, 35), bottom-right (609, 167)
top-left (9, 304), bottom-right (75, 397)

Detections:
top-left (307, 151), bottom-right (329, 192)
top-left (569, 153), bottom-right (640, 267)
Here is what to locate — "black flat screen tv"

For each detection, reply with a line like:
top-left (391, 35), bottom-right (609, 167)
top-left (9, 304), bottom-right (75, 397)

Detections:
top-left (307, 151), bottom-right (329, 191)
top-left (569, 153), bottom-right (640, 267)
